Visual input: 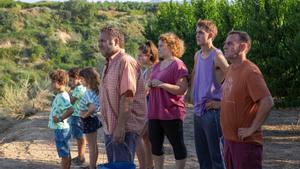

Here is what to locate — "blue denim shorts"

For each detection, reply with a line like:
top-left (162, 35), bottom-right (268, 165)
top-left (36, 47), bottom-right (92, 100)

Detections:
top-left (81, 116), bottom-right (102, 134)
top-left (54, 128), bottom-right (71, 158)
top-left (69, 116), bottom-right (84, 139)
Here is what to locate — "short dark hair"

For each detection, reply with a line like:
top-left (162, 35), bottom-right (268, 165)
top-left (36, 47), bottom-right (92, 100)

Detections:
top-left (100, 25), bottom-right (125, 48)
top-left (229, 31), bottom-right (252, 51)
top-left (68, 67), bottom-right (81, 78)
top-left (49, 69), bottom-right (69, 85)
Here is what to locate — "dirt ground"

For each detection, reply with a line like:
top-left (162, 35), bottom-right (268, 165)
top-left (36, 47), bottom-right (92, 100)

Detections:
top-left (0, 105), bottom-right (299, 169)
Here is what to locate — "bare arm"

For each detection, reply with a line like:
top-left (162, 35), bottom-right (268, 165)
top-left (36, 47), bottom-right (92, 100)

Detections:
top-left (214, 51), bottom-right (229, 78)
top-left (113, 90), bottom-right (133, 143)
top-left (80, 103), bottom-right (96, 118)
top-left (53, 107), bottom-right (73, 123)
top-left (61, 107), bottom-right (74, 120)
top-left (191, 51), bottom-right (199, 87)
top-left (238, 96), bottom-right (274, 140)
top-left (204, 52), bottom-right (229, 109)
top-left (70, 97), bottom-right (76, 104)
top-left (151, 77), bottom-right (188, 95)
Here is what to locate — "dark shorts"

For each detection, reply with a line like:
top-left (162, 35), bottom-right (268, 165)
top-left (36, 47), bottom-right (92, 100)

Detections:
top-left (148, 119), bottom-right (187, 160)
top-left (81, 116), bottom-right (102, 134)
top-left (224, 139), bottom-right (262, 169)
top-left (69, 116), bottom-right (84, 139)
top-left (54, 128), bottom-right (71, 158)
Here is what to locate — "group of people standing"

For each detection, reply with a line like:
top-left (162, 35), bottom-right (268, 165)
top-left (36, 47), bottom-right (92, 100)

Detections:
top-left (48, 19), bottom-right (274, 169)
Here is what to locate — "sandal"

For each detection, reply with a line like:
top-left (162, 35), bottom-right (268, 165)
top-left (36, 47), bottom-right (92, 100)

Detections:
top-left (71, 156), bottom-right (85, 165)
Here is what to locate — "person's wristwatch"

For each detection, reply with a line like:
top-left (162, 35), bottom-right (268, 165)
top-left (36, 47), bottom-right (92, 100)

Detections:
top-left (58, 116), bottom-right (63, 122)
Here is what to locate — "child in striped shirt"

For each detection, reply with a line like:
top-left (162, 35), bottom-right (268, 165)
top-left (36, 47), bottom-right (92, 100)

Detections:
top-left (79, 67), bottom-right (101, 169)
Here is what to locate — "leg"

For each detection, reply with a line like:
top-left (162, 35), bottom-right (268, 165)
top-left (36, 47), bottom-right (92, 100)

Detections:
top-left (229, 140), bottom-right (262, 169)
top-left (77, 136), bottom-right (86, 161)
top-left (136, 136), bottom-right (147, 169)
top-left (55, 129), bottom-right (71, 169)
top-left (152, 154), bottom-right (164, 169)
top-left (85, 132), bottom-right (98, 169)
top-left (143, 127), bottom-right (154, 169)
top-left (224, 140), bottom-right (234, 169)
top-left (61, 156), bottom-right (71, 169)
top-left (162, 119), bottom-right (187, 169)
top-left (194, 114), bottom-right (211, 169)
top-left (137, 123), bottom-right (154, 169)
top-left (148, 120), bottom-right (165, 169)
top-left (204, 110), bottom-right (225, 169)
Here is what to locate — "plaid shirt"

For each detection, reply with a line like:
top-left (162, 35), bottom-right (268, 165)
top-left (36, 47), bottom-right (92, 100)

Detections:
top-left (100, 50), bottom-right (147, 134)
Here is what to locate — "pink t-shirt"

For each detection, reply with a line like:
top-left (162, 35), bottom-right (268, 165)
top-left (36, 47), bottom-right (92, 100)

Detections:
top-left (148, 58), bottom-right (189, 121)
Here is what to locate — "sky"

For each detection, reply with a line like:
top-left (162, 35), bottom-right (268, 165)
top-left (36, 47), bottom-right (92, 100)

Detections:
top-left (17, 0), bottom-right (184, 3)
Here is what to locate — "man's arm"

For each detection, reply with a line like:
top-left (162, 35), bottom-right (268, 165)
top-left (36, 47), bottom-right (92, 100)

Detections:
top-left (113, 90), bottom-right (133, 144)
top-left (214, 51), bottom-right (229, 77)
top-left (238, 96), bottom-right (274, 140)
top-left (205, 52), bottom-right (229, 109)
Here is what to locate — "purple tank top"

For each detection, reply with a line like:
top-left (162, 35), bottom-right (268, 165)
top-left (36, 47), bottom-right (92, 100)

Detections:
top-left (192, 49), bottom-right (222, 117)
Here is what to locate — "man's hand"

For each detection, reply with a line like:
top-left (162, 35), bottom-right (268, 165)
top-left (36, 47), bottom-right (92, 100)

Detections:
top-left (205, 100), bottom-right (220, 110)
top-left (53, 116), bottom-right (60, 123)
top-left (113, 125), bottom-right (125, 144)
top-left (238, 127), bottom-right (255, 140)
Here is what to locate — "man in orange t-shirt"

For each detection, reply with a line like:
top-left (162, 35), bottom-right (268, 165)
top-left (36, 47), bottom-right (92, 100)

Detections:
top-left (221, 31), bottom-right (274, 169)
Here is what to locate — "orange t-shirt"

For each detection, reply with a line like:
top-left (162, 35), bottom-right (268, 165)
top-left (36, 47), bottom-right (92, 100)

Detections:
top-left (221, 60), bottom-right (271, 145)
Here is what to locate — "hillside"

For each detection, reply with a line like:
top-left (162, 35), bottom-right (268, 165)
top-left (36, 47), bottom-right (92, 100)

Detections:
top-left (0, 0), bottom-right (156, 118)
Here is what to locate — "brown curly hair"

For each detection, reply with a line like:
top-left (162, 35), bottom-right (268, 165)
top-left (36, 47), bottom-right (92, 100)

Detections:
top-left (197, 19), bottom-right (218, 40)
top-left (138, 40), bottom-right (159, 64)
top-left (49, 69), bottom-right (69, 85)
top-left (68, 67), bottom-right (81, 78)
top-left (79, 67), bottom-right (100, 95)
top-left (100, 25), bottom-right (125, 48)
top-left (159, 32), bottom-right (185, 58)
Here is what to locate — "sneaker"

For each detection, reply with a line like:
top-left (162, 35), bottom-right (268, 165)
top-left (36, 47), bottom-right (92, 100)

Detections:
top-left (71, 156), bottom-right (85, 165)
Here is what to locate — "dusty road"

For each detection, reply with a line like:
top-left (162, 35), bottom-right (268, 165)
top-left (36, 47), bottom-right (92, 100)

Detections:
top-left (0, 106), bottom-right (299, 169)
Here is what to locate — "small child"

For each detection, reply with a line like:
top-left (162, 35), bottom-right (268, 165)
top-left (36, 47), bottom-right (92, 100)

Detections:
top-left (48, 69), bottom-right (74, 169)
top-left (68, 67), bottom-right (87, 165)
top-left (79, 67), bottom-right (102, 169)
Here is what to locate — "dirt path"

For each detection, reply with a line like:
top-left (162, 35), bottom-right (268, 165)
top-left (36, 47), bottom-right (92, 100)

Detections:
top-left (0, 106), bottom-right (299, 169)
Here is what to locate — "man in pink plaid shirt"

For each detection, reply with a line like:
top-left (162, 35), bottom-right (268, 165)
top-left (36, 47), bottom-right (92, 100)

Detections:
top-left (99, 25), bottom-right (147, 163)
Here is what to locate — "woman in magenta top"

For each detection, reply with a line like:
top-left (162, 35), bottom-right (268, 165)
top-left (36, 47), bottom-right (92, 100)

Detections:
top-left (148, 32), bottom-right (189, 169)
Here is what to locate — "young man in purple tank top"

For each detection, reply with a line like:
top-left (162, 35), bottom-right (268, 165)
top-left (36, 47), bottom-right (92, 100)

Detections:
top-left (192, 19), bottom-right (229, 169)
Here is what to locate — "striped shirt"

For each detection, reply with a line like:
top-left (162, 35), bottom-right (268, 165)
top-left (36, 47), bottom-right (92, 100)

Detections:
top-left (79, 89), bottom-right (100, 117)
top-left (71, 85), bottom-right (86, 116)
